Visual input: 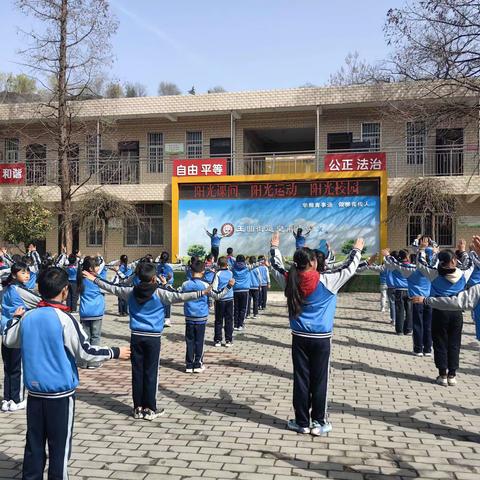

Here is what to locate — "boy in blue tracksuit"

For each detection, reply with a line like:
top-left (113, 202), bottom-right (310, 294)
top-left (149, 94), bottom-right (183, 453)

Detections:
top-left (1, 263), bottom-right (41, 413)
top-left (383, 250), bottom-right (432, 355)
top-left (232, 255), bottom-right (251, 331)
top-left (247, 256), bottom-right (262, 319)
top-left (56, 252), bottom-right (81, 312)
top-left (3, 267), bottom-right (130, 480)
top-left (156, 251), bottom-right (175, 326)
top-left (389, 250), bottom-right (413, 335)
top-left (212, 257), bottom-right (234, 347)
top-left (83, 263), bottom-right (206, 419)
top-left (205, 227), bottom-right (224, 262)
top-left (257, 255), bottom-right (270, 311)
top-left (116, 255), bottom-right (133, 316)
top-left (180, 260), bottom-right (234, 372)
top-left (226, 248), bottom-right (235, 269)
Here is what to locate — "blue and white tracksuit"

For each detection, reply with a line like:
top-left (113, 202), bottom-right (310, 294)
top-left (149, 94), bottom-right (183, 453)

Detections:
top-left (232, 262), bottom-right (252, 329)
top-left (270, 246), bottom-right (361, 428)
top-left (212, 269), bottom-right (234, 343)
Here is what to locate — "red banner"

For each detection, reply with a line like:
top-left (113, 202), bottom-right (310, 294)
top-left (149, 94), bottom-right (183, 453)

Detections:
top-left (0, 163), bottom-right (25, 184)
top-left (173, 158), bottom-right (227, 177)
top-left (324, 152), bottom-right (386, 172)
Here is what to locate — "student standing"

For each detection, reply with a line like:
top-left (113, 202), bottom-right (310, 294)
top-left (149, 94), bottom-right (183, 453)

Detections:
top-left (205, 228), bottom-right (224, 262)
top-left (226, 248), bottom-right (235, 269)
top-left (116, 255), bottom-right (133, 316)
top-left (270, 232), bottom-right (363, 436)
top-left (1, 263), bottom-right (41, 413)
top-left (390, 250), bottom-right (413, 335)
top-left (258, 255), bottom-right (270, 311)
top-left (156, 252), bottom-right (175, 327)
top-left (212, 257), bottom-right (234, 347)
top-left (232, 255), bottom-right (251, 331)
top-left (293, 227), bottom-right (312, 250)
top-left (3, 267), bottom-right (130, 480)
top-left (246, 256), bottom-right (261, 319)
top-left (83, 263), bottom-right (205, 420)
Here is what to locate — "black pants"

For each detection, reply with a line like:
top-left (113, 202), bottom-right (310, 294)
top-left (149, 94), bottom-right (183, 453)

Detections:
top-left (292, 335), bottom-right (331, 428)
top-left (164, 304), bottom-right (171, 319)
top-left (247, 288), bottom-right (259, 317)
top-left (234, 291), bottom-right (249, 328)
top-left (185, 322), bottom-right (206, 369)
top-left (2, 344), bottom-right (23, 403)
top-left (431, 308), bottom-right (463, 375)
top-left (66, 281), bottom-right (78, 312)
top-left (211, 246), bottom-right (219, 262)
top-left (130, 335), bottom-right (161, 411)
top-left (118, 298), bottom-right (129, 315)
top-left (260, 286), bottom-right (268, 309)
top-left (394, 289), bottom-right (412, 334)
top-left (214, 300), bottom-right (234, 343)
top-left (22, 395), bottom-right (75, 480)
top-left (412, 303), bottom-right (432, 354)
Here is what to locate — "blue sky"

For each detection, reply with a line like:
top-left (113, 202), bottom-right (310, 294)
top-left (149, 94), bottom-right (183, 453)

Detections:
top-left (178, 196), bottom-right (380, 256)
top-left (0, 0), bottom-right (406, 94)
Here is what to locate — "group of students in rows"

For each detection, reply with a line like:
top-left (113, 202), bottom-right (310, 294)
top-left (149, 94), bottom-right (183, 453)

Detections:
top-left (367, 235), bottom-right (480, 387)
top-left (2, 229), bottom-right (480, 479)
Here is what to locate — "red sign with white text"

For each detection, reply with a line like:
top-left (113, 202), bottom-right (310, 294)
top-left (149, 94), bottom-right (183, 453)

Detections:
top-left (324, 153), bottom-right (386, 172)
top-left (173, 158), bottom-right (227, 177)
top-left (0, 163), bottom-right (25, 184)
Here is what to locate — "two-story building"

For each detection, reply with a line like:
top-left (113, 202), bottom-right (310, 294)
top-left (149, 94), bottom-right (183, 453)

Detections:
top-left (0, 82), bottom-right (479, 259)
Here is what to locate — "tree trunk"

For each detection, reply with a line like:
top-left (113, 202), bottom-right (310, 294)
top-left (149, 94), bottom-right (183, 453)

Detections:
top-left (103, 220), bottom-right (108, 260)
top-left (58, 0), bottom-right (72, 253)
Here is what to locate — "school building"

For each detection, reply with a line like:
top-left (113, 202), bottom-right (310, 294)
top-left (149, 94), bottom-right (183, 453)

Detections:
top-left (0, 82), bottom-right (478, 260)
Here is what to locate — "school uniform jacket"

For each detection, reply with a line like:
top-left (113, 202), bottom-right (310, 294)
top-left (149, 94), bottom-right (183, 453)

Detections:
top-left (93, 277), bottom-right (204, 336)
top-left (3, 302), bottom-right (119, 398)
top-left (1, 283), bottom-right (40, 334)
top-left (258, 264), bottom-right (270, 287)
top-left (270, 246), bottom-right (361, 338)
top-left (424, 283), bottom-right (480, 312)
top-left (384, 255), bottom-right (431, 297)
top-left (212, 270), bottom-right (234, 302)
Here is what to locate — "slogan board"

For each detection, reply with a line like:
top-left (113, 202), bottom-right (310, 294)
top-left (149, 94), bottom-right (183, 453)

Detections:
top-left (324, 152), bottom-right (386, 172)
top-left (172, 172), bottom-right (387, 259)
top-left (0, 163), bottom-right (25, 184)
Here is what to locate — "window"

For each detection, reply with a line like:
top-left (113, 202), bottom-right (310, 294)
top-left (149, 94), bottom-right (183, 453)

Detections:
top-left (125, 203), bottom-right (163, 246)
top-left (5, 138), bottom-right (19, 162)
top-left (407, 213), bottom-right (454, 247)
top-left (406, 121), bottom-right (426, 164)
top-left (67, 144), bottom-right (79, 184)
top-left (86, 134), bottom-right (101, 174)
top-left (87, 222), bottom-right (103, 246)
top-left (147, 133), bottom-right (164, 173)
top-left (26, 144), bottom-right (47, 185)
top-left (186, 131), bottom-right (203, 158)
top-left (361, 123), bottom-right (381, 151)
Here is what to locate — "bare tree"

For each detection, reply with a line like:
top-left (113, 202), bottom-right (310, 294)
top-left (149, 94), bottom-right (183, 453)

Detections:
top-left (158, 81), bottom-right (181, 96)
top-left (16, 0), bottom-right (118, 252)
top-left (125, 82), bottom-right (148, 97)
top-left (104, 81), bottom-right (124, 98)
top-left (328, 51), bottom-right (390, 86)
top-left (207, 86), bottom-right (226, 94)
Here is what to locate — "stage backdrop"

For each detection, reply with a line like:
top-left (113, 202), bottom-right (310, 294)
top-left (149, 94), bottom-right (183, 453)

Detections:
top-left (172, 173), bottom-right (387, 259)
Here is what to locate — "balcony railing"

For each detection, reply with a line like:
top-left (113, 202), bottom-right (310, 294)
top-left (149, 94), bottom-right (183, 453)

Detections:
top-left (9, 146), bottom-right (480, 187)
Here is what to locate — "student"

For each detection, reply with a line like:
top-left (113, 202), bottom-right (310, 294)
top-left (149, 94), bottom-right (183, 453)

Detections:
top-left (258, 255), bottom-right (270, 311)
top-left (226, 247), bottom-right (235, 269)
top-left (246, 256), bottom-right (261, 319)
top-left (180, 260), bottom-right (234, 372)
top-left (3, 267), bottom-right (130, 479)
top-left (379, 269), bottom-right (388, 313)
top-left (270, 232), bottom-right (363, 436)
top-left (212, 257), bottom-right (234, 347)
top-left (83, 263), bottom-right (206, 420)
top-left (382, 248), bottom-right (432, 355)
top-left (390, 250), bottom-right (413, 335)
top-left (77, 256), bottom-right (106, 369)
top-left (203, 254), bottom-right (216, 311)
top-left (22, 255), bottom-right (39, 291)
top-left (1, 263), bottom-right (41, 413)
top-left (232, 255), bottom-right (251, 331)
top-left (293, 226), bottom-right (312, 250)
top-left (62, 253), bottom-right (80, 312)
top-left (415, 238), bottom-right (474, 386)
top-left (205, 228), bottom-right (224, 262)
top-left (156, 252), bottom-right (175, 327)
top-left (116, 255), bottom-right (133, 316)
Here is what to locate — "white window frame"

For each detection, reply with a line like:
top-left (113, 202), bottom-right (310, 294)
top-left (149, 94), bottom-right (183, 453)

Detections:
top-left (406, 121), bottom-right (426, 165)
top-left (147, 132), bottom-right (164, 173)
top-left (407, 213), bottom-right (455, 247)
top-left (186, 131), bottom-right (203, 159)
top-left (361, 122), bottom-right (381, 152)
top-left (5, 138), bottom-right (19, 162)
top-left (124, 203), bottom-right (164, 246)
top-left (87, 221), bottom-right (103, 247)
top-left (86, 134), bottom-right (102, 174)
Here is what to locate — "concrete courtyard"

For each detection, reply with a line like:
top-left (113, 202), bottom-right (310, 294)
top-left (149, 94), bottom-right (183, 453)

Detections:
top-left (1, 292), bottom-right (479, 479)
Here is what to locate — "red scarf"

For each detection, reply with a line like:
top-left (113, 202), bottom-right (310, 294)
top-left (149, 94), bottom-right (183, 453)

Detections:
top-left (298, 270), bottom-right (320, 298)
top-left (37, 300), bottom-right (71, 312)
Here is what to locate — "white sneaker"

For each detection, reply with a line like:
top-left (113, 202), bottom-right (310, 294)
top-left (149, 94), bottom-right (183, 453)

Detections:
top-left (310, 421), bottom-right (333, 436)
top-left (164, 318), bottom-right (171, 327)
top-left (13, 399), bottom-right (26, 411)
top-left (8, 401), bottom-right (18, 412)
top-left (286, 419), bottom-right (310, 434)
top-left (1, 400), bottom-right (9, 412)
top-left (185, 368), bottom-right (194, 373)
top-left (447, 376), bottom-right (457, 386)
top-left (424, 352), bottom-right (432, 357)
top-left (214, 342), bottom-right (221, 347)
top-left (225, 342), bottom-right (232, 348)
top-left (194, 365), bottom-right (206, 373)
top-left (143, 408), bottom-right (165, 421)
top-left (436, 376), bottom-right (448, 387)
top-left (413, 351), bottom-right (424, 357)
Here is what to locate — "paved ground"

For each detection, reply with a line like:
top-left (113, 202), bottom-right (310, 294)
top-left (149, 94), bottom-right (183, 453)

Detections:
top-left (1, 292), bottom-right (480, 479)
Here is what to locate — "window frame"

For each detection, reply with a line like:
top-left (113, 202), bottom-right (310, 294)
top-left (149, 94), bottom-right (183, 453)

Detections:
top-left (4, 138), bottom-right (19, 162)
top-left (86, 221), bottom-right (103, 247)
top-left (361, 122), bottom-right (381, 152)
top-left (147, 132), bottom-right (164, 173)
top-left (186, 131), bottom-right (203, 159)
top-left (407, 213), bottom-right (455, 247)
top-left (406, 121), bottom-right (426, 165)
top-left (124, 203), bottom-right (164, 247)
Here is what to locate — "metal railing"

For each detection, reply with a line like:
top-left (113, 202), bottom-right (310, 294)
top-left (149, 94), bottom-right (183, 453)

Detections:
top-left (10, 146), bottom-right (480, 187)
